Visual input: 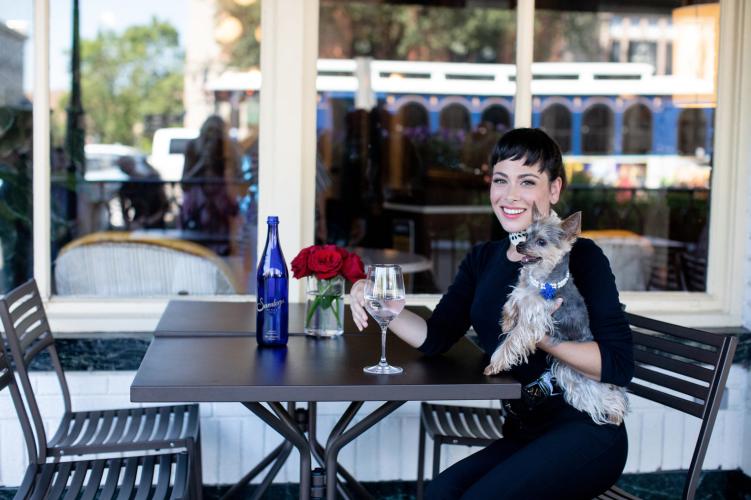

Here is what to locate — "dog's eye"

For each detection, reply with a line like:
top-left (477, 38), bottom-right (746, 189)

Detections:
top-left (537, 239), bottom-right (547, 246)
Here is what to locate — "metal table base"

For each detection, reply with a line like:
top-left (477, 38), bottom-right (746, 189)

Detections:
top-left (221, 400), bottom-right (405, 500)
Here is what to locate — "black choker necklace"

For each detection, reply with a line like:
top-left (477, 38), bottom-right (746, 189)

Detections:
top-left (509, 230), bottom-right (527, 245)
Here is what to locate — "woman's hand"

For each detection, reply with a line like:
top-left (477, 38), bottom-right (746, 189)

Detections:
top-left (350, 279), bottom-right (369, 331)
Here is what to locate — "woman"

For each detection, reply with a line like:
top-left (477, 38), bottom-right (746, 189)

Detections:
top-left (180, 115), bottom-right (240, 256)
top-left (350, 128), bottom-right (633, 499)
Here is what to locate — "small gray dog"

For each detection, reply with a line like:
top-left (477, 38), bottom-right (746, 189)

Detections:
top-left (484, 208), bottom-right (628, 425)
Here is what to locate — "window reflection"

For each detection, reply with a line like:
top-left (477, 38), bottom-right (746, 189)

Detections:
top-left (316, 1), bottom-right (517, 293)
top-left (622, 103), bottom-right (652, 154)
top-left (0, 13), bottom-right (33, 293)
top-left (47, 0), bottom-right (261, 296)
top-left (581, 104), bottom-right (615, 154)
top-left (540, 103), bottom-right (572, 153)
top-left (534, 2), bottom-right (718, 293)
top-left (677, 108), bottom-right (708, 156)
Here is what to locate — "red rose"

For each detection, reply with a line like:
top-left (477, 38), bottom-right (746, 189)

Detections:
top-left (341, 253), bottom-right (366, 283)
top-left (308, 245), bottom-right (344, 280)
top-left (291, 245), bottom-right (315, 279)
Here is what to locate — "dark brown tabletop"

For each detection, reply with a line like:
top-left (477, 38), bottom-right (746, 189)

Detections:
top-left (131, 333), bottom-right (519, 403)
top-left (155, 300), bottom-right (420, 335)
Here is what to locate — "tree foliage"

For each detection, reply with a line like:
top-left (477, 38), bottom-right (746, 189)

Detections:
top-left (216, 0), bottom-right (262, 69)
top-left (217, 1), bottom-right (604, 68)
top-left (68, 18), bottom-right (184, 148)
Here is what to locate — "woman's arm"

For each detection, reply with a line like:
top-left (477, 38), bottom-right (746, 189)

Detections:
top-left (350, 280), bottom-right (427, 348)
top-left (538, 336), bottom-right (602, 381)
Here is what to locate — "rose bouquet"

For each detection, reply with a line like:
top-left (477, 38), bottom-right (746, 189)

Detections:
top-left (291, 245), bottom-right (366, 336)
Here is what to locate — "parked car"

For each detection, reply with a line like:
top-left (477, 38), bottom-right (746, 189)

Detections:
top-left (149, 127), bottom-right (198, 182)
top-left (84, 144), bottom-right (142, 183)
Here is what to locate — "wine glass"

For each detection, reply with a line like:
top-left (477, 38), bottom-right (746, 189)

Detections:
top-left (363, 264), bottom-right (406, 375)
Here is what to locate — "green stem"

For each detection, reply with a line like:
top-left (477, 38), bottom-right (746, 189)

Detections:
top-left (305, 279), bottom-right (343, 328)
top-left (332, 296), bottom-right (342, 328)
top-left (305, 293), bottom-right (322, 327)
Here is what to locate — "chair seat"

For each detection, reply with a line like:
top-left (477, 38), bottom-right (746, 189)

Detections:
top-left (597, 484), bottom-right (640, 500)
top-left (16, 452), bottom-right (190, 500)
top-left (47, 404), bottom-right (199, 457)
top-left (421, 402), bottom-right (504, 446)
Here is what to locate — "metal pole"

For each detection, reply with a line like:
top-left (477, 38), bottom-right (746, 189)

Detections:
top-left (64, 0), bottom-right (84, 235)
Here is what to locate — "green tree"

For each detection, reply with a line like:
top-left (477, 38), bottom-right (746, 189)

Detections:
top-left (317, 3), bottom-right (515, 63)
top-left (534, 11), bottom-right (605, 62)
top-left (64, 18), bottom-right (184, 149)
top-left (217, 0), bottom-right (262, 69)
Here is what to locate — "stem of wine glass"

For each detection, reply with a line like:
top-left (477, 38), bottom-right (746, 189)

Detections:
top-left (379, 324), bottom-right (388, 367)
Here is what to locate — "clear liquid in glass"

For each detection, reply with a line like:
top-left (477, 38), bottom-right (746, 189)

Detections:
top-left (364, 297), bottom-right (406, 326)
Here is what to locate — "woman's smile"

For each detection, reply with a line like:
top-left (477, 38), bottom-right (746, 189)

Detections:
top-left (501, 206), bottom-right (526, 219)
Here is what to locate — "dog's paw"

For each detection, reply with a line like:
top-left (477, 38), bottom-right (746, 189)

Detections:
top-left (483, 364), bottom-right (498, 376)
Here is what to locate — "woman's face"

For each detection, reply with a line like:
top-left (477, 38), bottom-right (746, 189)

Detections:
top-left (490, 157), bottom-right (562, 233)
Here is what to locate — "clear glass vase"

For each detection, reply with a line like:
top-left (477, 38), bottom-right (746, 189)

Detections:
top-left (304, 275), bottom-right (345, 337)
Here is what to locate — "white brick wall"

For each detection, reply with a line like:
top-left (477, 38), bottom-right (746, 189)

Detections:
top-left (0, 367), bottom-right (749, 487)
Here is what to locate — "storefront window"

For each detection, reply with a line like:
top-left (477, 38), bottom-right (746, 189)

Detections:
top-left (47, 0), bottom-right (261, 297)
top-left (0, 7), bottom-right (33, 293)
top-left (315, 0), bottom-right (517, 292)
top-left (533, 2), bottom-right (717, 292)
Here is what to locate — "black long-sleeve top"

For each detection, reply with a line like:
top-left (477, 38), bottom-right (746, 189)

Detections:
top-left (418, 238), bottom-right (634, 387)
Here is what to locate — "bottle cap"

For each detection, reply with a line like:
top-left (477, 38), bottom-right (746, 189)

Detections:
top-left (267, 216), bottom-right (279, 224)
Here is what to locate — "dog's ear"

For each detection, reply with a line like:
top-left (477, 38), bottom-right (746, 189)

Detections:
top-left (531, 203), bottom-right (543, 222)
top-left (561, 211), bottom-right (582, 240)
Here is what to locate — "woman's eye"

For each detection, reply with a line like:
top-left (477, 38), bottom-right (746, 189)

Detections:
top-left (493, 178), bottom-right (506, 184)
top-left (537, 239), bottom-right (547, 246)
top-left (522, 180), bottom-right (536, 186)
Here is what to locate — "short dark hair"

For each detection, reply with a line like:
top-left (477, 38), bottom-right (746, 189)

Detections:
top-left (489, 128), bottom-right (566, 192)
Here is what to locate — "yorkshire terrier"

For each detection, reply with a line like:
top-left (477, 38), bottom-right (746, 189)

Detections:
top-left (484, 207), bottom-right (628, 425)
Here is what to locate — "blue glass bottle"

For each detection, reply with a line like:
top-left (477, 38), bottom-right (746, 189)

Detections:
top-left (256, 216), bottom-right (289, 346)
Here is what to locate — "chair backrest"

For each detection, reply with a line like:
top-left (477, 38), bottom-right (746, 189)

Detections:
top-left (626, 313), bottom-right (738, 500)
top-left (0, 330), bottom-right (39, 465)
top-left (0, 279), bottom-right (70, 462)
top-left (54, 231), bottom-right (240, 296)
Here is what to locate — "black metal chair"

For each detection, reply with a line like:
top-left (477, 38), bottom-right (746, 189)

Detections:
top-left (0, 279), bottom-right (203, 497)
top-left (416, 313), bottom-right (738, 500)
top-left (0, 333), bottom-right (193, 500)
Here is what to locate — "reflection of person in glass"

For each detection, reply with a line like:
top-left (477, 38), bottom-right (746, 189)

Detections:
top-left (180, 115), bottom-right (240, 256)
top-left (116, 156), bottom-right (169, 229)
top-left (350, 128), bottom-right (633, 499)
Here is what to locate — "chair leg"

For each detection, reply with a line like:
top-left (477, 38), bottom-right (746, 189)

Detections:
top-left (416, 415), bottom-right (427, 500)
top-left (189, 432), bottom-right (204, 500)
top-left (432, 438), bottom-right (442, 481)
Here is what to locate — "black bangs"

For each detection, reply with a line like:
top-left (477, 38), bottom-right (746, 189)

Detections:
top-left (489, 128), bottom-right (566, 191)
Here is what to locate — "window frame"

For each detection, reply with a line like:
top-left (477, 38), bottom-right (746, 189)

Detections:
top-left (31, 0), bottom-right (751, 331)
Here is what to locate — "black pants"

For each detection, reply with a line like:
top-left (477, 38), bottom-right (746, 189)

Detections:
top-left (425, 401), bottom-right (628, 500)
